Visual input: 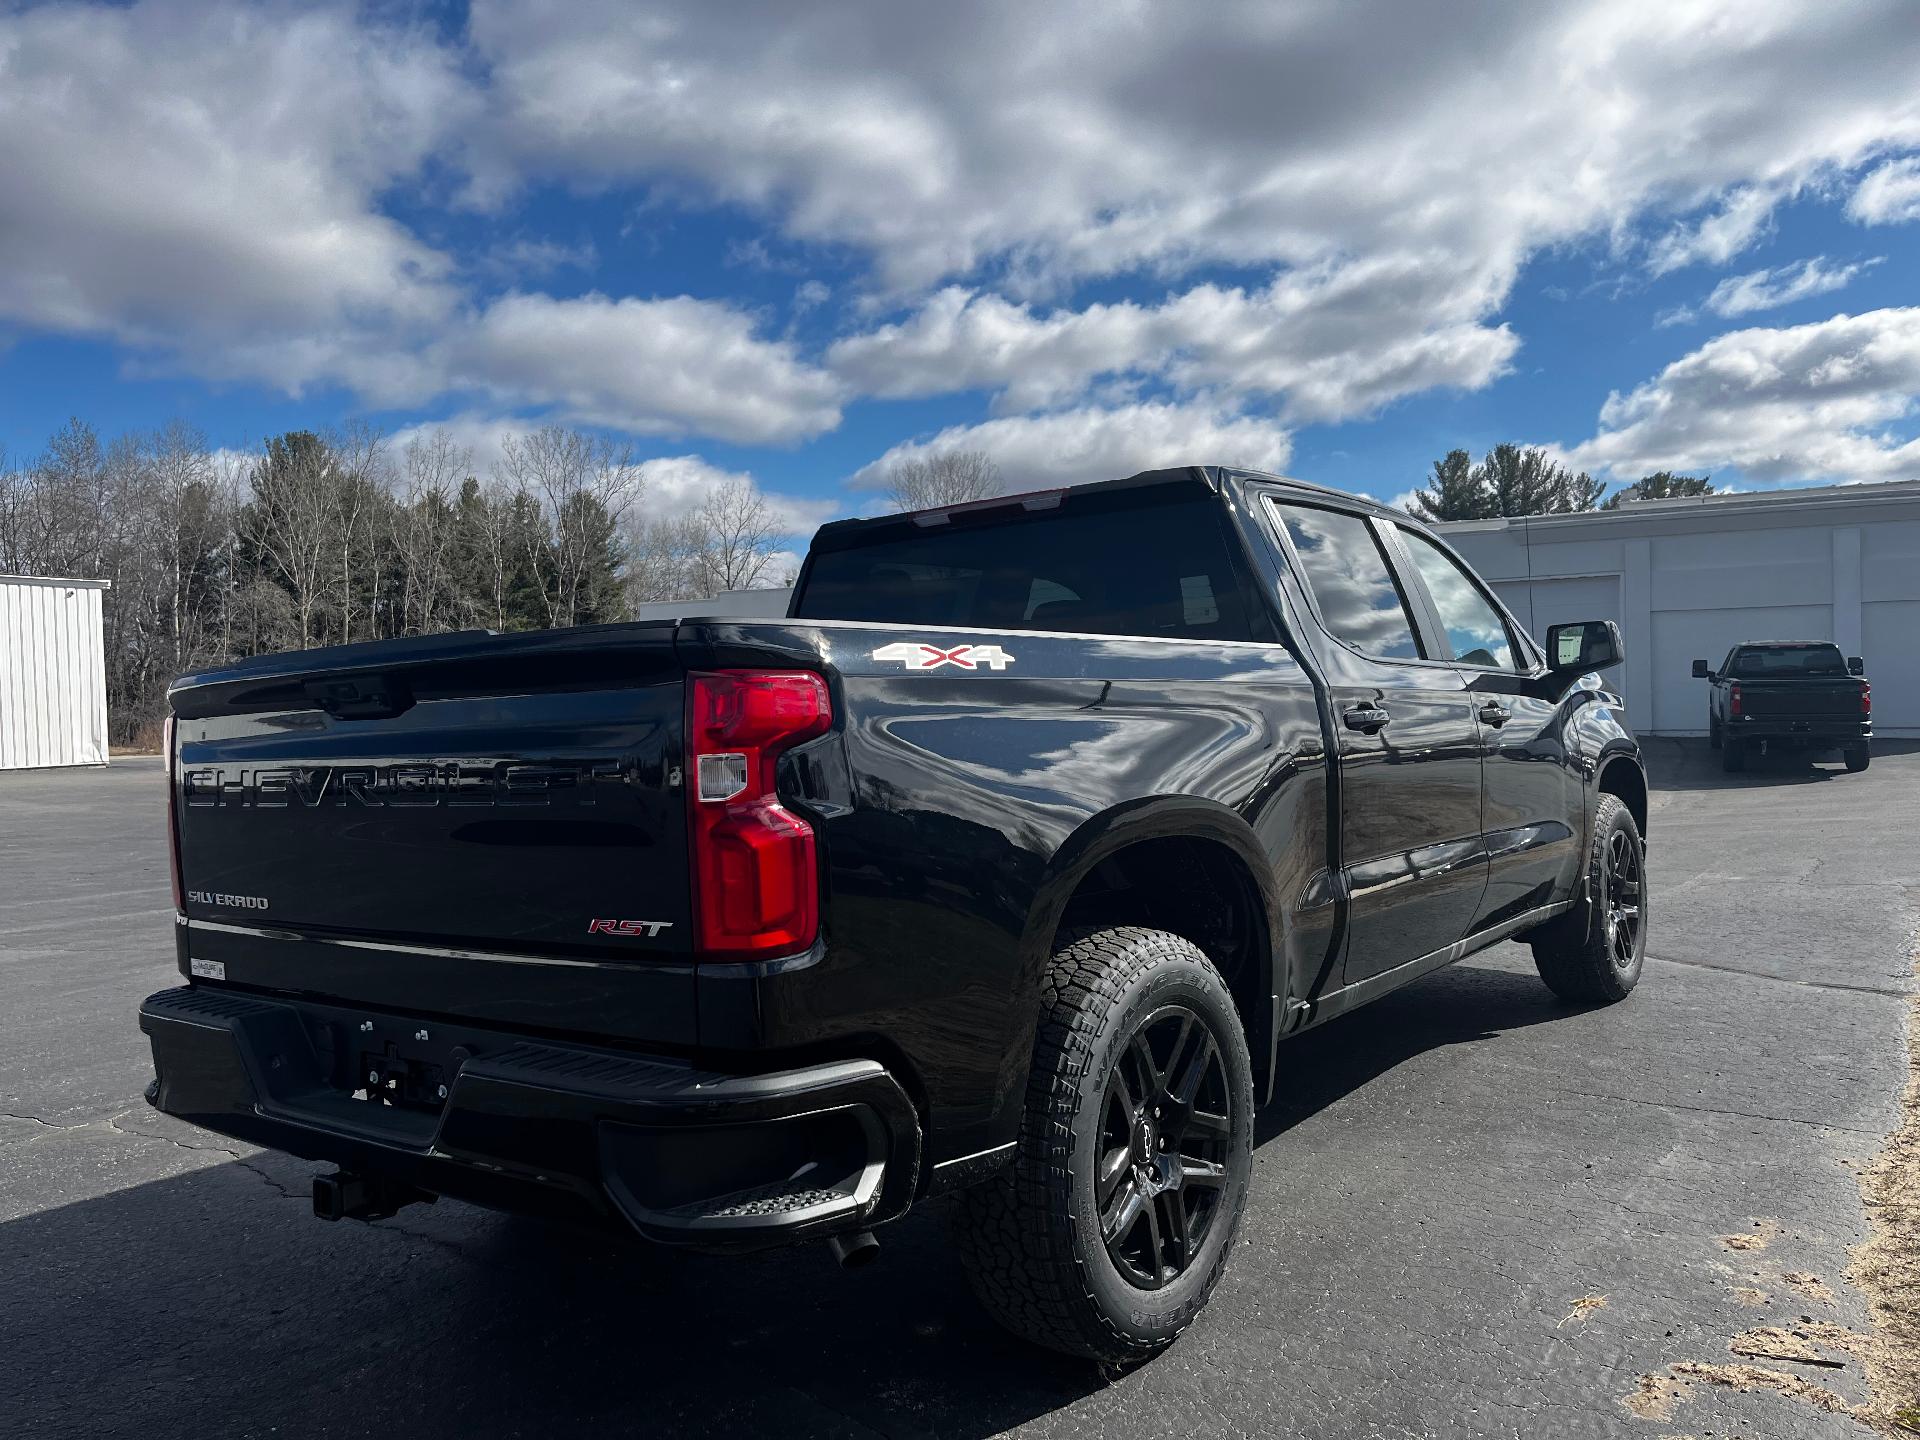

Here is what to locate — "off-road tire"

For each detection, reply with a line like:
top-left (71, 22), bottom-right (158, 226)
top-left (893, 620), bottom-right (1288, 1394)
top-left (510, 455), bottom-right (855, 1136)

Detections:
top-left (1722, 735), bottom-right (1746, 772)
top-left (1529, 794), bottom-right (1646, 1004)
top-left (951, 926), bottom-right (1255, 1363)
top-left (1844, 744), bottom-right (1870, 773)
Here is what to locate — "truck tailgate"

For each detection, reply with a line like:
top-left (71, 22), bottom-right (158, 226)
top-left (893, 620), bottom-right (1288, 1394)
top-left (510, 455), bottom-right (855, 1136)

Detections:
top-left (1739, 681), bottom-right (1862, 717)
top-left (170, 625), bottom-right (692, 972)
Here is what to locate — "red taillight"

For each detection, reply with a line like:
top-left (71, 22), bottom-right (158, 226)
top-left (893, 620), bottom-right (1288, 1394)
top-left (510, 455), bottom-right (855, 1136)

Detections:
top-left (686, 671), bottom-right (832, 961)
top-left (164, 714), bottom-right (184, 911)
top-left (1862, 682), bottom-right (1871, 716)
top-left (1729, 683), bottom-right (1742, 718)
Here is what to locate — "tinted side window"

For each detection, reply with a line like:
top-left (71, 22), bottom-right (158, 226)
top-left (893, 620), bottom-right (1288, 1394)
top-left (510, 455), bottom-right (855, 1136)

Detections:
top-left (1396, 528), bottom-right (1519, 670)
top-left (796, 493), bottom-right (1258, 641)
top-left (1268, 502), bottom-right (1421, 660)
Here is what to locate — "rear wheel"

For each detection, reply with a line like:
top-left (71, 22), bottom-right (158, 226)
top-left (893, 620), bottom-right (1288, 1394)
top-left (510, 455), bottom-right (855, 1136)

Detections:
top-left (952, 927), bottom-right (1254, 1363)
top-left (1722, 735), bottom-right (1746, 772)
top-left (1530, 794), bottom-right (1646, 1004)
top-left (1844, 744), bottom-right (1870, 773)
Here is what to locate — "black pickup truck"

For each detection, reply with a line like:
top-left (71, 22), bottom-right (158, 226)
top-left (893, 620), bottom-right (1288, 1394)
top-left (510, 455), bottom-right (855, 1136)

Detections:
top-left (1693, 642), bottom-right (1870, 773)
top-left (141, 466), bottom-right (1648, 1361)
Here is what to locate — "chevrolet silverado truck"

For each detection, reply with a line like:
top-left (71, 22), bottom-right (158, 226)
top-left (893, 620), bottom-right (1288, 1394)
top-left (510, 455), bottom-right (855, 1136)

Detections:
top-left (141, 466), bottom-right (1649, 1361)
top-left (1693, 642), bottom-right (1870, 773)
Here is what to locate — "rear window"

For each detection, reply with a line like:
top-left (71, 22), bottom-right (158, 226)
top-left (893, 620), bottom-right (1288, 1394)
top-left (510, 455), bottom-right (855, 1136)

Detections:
top-left (793, 492), bottom-right (1260, 641)
top-left (1729, 644), bottom-right (1848, 678)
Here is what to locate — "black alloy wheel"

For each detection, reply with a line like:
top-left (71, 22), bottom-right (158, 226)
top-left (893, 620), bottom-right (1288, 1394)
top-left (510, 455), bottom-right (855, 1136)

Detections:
top-left (1529, 793), bottom-right (1645, 1004)
top-left (1097, 1005), bottom-right (1233, 1290)
top-left (1603, 826), bottom-right (1643, 974)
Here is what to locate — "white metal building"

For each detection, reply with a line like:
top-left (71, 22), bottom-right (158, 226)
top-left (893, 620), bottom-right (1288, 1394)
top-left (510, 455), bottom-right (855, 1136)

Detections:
top-left (1438, 480), bottom-right (1920, 737)
top-left (630, 586), bottom-right (794, 621)
top-left (0, 575), bottom-right (111, 769)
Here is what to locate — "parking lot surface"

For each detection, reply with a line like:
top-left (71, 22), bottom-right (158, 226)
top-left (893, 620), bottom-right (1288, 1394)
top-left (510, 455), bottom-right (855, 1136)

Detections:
top-left (4, 742), bottom-right (1915, 1439)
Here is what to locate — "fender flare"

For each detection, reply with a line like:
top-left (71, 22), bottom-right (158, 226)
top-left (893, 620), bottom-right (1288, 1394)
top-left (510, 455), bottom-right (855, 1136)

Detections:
top-left (987, 796), bottom-right (1283, 1124)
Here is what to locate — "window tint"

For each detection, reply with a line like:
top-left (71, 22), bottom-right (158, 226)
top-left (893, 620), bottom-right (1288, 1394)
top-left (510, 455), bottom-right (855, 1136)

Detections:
top-left (795, 493), bottom-right (1258, 641)
top-left (1268, 502), bottom-right (1421, 660)
top-left (1395, 528), bottom-right (1519, 669)
top-left (1730, 644), bottom-right (1847, 677)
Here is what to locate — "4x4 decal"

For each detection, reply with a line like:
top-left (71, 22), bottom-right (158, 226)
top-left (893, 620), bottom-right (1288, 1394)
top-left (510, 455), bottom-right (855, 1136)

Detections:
top-left (871, 642), bottom-right (1016, 671)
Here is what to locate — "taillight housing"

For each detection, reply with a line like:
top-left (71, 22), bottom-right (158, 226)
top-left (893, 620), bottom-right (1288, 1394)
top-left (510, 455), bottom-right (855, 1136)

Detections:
top-left (1728, 683), bottom-right (1742, 718)
top-left (685, 671), bottom-right (832, 961)
top-left (164, 714), bottom-right (184, 911)
top-left (1862, 682), bottom-right (1871, 716)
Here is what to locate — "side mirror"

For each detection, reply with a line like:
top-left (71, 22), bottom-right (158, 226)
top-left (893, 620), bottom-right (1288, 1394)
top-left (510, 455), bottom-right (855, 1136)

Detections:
top-left (1848, 655), bottom-right (1864, 676)
top-left (1547, 619), bottom-right (1623, 674)
top-left (1691, 659), bottom-right (1709, 679)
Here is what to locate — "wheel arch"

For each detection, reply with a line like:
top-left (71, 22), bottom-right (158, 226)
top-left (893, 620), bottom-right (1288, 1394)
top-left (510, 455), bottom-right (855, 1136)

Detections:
top-left (1596, 752), bottom-right (1648, 838)
top-left (1016, 797), bottom-right (1280, 1101)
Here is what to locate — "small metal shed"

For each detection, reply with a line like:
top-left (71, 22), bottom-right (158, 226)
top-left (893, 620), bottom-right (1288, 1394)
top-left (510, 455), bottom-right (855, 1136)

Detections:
top-left (0, 575), bottom-right (111, 769)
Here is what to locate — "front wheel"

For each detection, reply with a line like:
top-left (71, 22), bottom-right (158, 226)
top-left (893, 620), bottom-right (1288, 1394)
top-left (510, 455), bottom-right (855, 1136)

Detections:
top-left (952, 927), bottom-right (1255, 1363)
top-left (1708, 716), bottom-right (1722, 750)
top-left (1530, 794), bottom-right (1646, 1004)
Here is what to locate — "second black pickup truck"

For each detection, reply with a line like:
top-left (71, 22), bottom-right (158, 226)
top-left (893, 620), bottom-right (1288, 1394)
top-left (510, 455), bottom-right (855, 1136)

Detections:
top-left (1693, 642), bottom-right (1870, 773)
top-left (141, 465), bottom-right (1648, 1361)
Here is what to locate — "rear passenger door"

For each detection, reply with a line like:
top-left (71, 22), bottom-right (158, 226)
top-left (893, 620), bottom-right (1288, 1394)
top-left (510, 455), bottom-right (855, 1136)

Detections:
top-left (1262, 500), bottom-right (1487, 987)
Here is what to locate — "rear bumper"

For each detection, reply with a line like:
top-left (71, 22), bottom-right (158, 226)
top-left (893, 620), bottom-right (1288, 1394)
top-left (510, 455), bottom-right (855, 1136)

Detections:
top-left (139, 985), bottom-right (921, 1250)
top-left (1728, 717), bottom-right (1870, 743)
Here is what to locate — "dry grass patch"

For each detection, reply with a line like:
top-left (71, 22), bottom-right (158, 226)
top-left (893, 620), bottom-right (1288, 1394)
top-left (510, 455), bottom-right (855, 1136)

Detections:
top-left (1846, 949), bottom-right (1920, 1436)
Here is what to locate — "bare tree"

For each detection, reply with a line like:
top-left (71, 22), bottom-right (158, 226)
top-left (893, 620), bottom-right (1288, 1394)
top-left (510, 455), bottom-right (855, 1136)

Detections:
top-left (494, 426), bottom-right (641, 628)
top-left (243, 432), bottom-right (339, 651)
top-left (395, 429), bottom-right (473, 635)
top-left (147, 421), bottom-right (222, 675)
top-left (884, 448), bottom-right (1003, 512)
top-left (688, 480), bottom-right (783, 593)
top-left (326, 423), bottom-right (390, 644)
top-left (625, 480), bottom-right (789, 604)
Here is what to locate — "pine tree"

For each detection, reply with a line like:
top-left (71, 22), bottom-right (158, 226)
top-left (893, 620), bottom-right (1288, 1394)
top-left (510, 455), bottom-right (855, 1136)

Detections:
top-left (1408, 449), bottom-right (1492, 521)
top-left (1602, 471), bottom-right (1715, 508)
top-left (1417, 444), bottom-right (1605, 520)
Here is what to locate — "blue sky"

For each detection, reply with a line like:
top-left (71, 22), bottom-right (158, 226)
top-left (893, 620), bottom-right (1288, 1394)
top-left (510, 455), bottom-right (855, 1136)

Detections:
top-left (4, 1), bottom-right (1919, 540)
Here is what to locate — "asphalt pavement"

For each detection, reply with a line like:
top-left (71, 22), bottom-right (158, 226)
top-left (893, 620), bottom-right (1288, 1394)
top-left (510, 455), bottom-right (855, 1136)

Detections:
top-left (4, 742), bottom-right (1916, 1439)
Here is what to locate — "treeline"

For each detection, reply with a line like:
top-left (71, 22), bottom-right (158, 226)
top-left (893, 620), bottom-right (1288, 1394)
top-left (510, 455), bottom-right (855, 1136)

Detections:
top-left (1410, 444), bottom-right (1713, 521)
top-left (0, 419), bottom-right (789, 746)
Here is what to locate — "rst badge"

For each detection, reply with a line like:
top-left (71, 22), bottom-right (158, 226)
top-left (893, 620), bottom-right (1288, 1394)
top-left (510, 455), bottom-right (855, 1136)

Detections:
top-left (587, 919), bottom-right (673, 938)
top-left (871, 642), bottom-right (1015, 671)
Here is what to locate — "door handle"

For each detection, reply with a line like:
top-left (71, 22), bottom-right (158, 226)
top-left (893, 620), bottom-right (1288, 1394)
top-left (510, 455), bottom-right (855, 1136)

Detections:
top-left (1343, 704), bottom-right (1391, 733)
top-left (1477, 701), bottom-right (1512, 728)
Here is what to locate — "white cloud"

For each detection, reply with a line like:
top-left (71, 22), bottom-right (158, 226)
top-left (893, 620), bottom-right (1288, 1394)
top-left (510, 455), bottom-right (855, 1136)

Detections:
top-left (848, 401), bottom-right (1293, 492)
top-left (1847, 155), bottom-right (1920, 225)
top-left (443, 293), bottom-right (845, 445)
top-left (467, 0), bottom-right (1920, 431)
top-left (631, 454), bottom-right (840, 534)
top-left (828, 256), bottom-right (1518, 424)
top-left (0, 0), bottom-right (472, 392)
top-left (474, 236), bottom-right (599, 283)
top-left (1703, 256), bottom-right (1878, 318)
top-left (8, 0), bottom-right (1920, 462)
top-left (471, 1), bottom-right (1920, 300)
top-left (1566, 307), bottom-right (1920, 484)
top-left (387, 414), bottom-right (527, 479)
top-left (1646, 186), bottom-right (1781, 275)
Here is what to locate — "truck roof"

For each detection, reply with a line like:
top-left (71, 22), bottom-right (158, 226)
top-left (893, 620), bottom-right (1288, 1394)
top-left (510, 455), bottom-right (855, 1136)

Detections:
top-left (810, 465), bottom-right (1409, 551)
